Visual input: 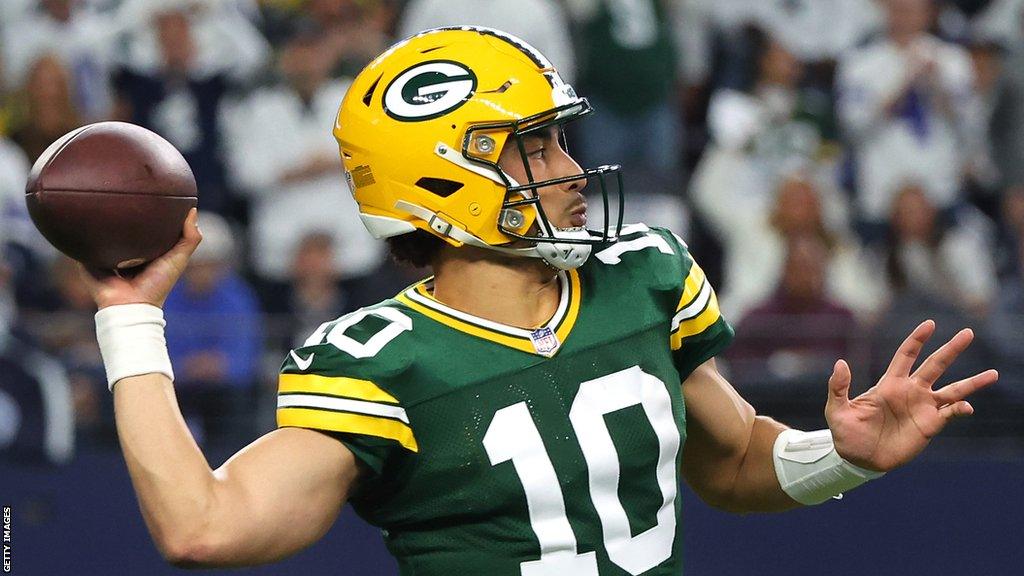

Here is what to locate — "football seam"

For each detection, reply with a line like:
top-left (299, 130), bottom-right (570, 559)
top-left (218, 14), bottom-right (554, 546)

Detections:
top-left (26, 189), bottom-right (198, 199)
top-left (31, 124), bottom-right (98, 189)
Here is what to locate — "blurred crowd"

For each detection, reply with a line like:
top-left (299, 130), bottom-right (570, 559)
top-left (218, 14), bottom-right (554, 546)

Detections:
top-left (1, 0), bottom-right (1022, 462)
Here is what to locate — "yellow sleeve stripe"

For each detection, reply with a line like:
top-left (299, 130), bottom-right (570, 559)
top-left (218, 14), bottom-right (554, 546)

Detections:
top-left (278, 407), bottom-right (418, 452)
top-left (278, 373), bottom-right (399, 404)
top-left (676, 262), bottom-right (707, 311)
top-left (670, 289), bottom-right (722, 350)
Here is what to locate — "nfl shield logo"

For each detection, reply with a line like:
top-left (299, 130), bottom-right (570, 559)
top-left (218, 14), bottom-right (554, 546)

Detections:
top-left (529, 327), bottom-right (560, 356)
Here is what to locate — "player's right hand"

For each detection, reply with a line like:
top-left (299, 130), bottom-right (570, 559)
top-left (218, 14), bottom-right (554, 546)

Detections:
top-left (79, 208), bottom-right (202, 310)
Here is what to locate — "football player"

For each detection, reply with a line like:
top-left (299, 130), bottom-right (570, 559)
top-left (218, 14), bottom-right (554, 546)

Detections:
top-left (81, 27), bottom-right (997, 574)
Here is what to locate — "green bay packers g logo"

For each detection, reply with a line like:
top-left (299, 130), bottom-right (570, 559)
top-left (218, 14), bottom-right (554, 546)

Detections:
top-left (383, 60), bottom-right (477, 122)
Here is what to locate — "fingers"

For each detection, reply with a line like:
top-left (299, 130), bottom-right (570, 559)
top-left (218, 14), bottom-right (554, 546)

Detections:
top-left (912, 328), bottom-right (974, 387)
top-left (938, 400), bottom-right (974, 420)
top-left (180, 208), bottom-right (202, 251)
top-left (156, 209), bottom-right (202, 267)
top-left (933, 369), bottom-right (999, 405)
top-left (885, 320), bottom-right (936, 377)
top-left (826, 359), bottom-right (851, 412)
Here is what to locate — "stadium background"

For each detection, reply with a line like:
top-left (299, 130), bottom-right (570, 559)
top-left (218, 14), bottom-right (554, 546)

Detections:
top-left (0, 0), bottom-right (1022, 574)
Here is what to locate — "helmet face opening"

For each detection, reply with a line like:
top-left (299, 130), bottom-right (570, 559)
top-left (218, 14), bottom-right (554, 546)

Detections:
top-left (462, 100), bottom-right (625, 247)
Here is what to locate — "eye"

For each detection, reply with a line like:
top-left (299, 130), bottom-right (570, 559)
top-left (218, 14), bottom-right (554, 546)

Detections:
top-left (528, 147), bottom-right (546, 160)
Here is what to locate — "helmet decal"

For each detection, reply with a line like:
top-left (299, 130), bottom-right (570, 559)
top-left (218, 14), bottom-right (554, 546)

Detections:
top-left (383, 60), bottom-right (478, 122)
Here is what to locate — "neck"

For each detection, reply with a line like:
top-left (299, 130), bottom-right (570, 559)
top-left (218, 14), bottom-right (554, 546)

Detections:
top-left (431, 245), bottom-right (561, 329)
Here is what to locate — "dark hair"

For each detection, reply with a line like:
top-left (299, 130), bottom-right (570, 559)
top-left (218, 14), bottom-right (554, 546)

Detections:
top-left (386, 230), bottom-right (446, 269)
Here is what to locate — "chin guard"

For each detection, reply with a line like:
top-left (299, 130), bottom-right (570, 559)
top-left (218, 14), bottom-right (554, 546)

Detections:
top-left (534, 227), bottom-right (594, 270)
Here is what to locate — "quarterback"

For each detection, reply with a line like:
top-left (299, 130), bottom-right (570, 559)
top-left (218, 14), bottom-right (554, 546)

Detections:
top-left (82, 28), bottom-right (996, 574)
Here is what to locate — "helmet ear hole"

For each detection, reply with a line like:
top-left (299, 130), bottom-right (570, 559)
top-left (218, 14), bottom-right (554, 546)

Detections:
top-left (415, 177), bottom-right (464, 198)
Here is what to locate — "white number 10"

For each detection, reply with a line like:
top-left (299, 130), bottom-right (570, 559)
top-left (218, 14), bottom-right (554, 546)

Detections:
top-left (482, 366), bottom-right (680, 575)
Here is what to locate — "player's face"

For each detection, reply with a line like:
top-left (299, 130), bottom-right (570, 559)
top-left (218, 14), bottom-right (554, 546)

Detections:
top-left (497, 126), bottom-right (588, 229)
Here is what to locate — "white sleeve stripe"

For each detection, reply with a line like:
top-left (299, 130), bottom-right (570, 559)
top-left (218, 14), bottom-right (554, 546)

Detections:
top-left (278, 394), bottom-right (410, 424)
top-left (671, 278), bottom-right (711, 331)
top-left (618, 223), bottom-right (650, 235)
top-left (595, 233), bottom-right (674, 264)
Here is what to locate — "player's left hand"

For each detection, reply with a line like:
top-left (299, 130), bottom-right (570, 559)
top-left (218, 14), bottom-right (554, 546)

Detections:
top-left (824, 320), bottom-right (998, 472)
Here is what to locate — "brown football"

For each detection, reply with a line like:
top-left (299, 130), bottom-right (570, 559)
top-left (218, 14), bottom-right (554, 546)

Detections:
top-left (25, 121), bottom-right (198, 270)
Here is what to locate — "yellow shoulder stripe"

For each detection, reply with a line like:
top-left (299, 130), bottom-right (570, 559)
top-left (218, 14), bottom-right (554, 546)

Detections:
top-left (278, 407), bottom-right (418, 452)
top-left (677, 262), bottom-right (707, 311)
top-left (278, 373), bottom-right (399, 404)
top-left (670, 289), bottom-right (722, 350)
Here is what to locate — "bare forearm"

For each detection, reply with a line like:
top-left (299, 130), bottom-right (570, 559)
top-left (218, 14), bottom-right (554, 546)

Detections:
top-left (684, 413), bottom-right (797, 513)
top-left (722, 416), bottom-right (798, 513)
top-left (113, 374), bottom-right (216, 554)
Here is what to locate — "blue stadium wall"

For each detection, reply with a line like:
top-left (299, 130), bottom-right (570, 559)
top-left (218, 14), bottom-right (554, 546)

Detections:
top-left (2, 451), bottom-right (1021, 575)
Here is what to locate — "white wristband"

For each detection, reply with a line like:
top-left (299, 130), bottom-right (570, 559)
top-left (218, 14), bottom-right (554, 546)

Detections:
top-left (95, 304), bottom-right (174, 391)
top-left (773, 428), bottom-right (884, 506)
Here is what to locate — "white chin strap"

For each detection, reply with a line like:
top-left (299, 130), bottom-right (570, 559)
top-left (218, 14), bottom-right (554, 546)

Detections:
top-left (394, 200), bottom-right (593, 270)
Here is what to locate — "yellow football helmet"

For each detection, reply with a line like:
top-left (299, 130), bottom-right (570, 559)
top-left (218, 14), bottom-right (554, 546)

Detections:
top-left (333, 26), bottom-right (623, 270)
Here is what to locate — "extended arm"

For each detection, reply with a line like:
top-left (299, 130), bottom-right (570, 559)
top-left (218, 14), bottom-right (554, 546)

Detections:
top-left (84, 210), bottom-right (360, 567)
top-left (679, 358), bottom-right (796, 513)
top-left (681, 321), bottom-right (997, 514)
top-left (116, 376), bottom-right (357, 566)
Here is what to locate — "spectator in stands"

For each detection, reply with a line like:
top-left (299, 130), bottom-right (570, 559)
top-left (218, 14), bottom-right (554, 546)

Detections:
top-left (995, 184), bottom-right (1024, 277)
top-left (881, 182), bottom-right (996, 317)
top-left (566, 0), bottom-right (681, 181)
top-left (727, 234), bottom-right (858, 386)
top-left (163, 212), bottom-right (262, 449)
top-left (701, 170), bottom-right (883, 324)
top-left (0, 136), bottom-right (29, 238)
top-left (115, 0), bottom-right (270, 83)
top-left (30, 256), bottom-right (110, 447)
top-left (305, 0), bottom-right (397, 76)
top-left (692, 26), bottom-right (840, 222)
top-left (282, 232), bottom-right (348, 349)
top-left (262, 232), bottom-right (372, 352)
top-left (10, 54), bottom-right (81, 164)
top-left (1, 0), bottom-right (117, 121)
top-left (837, 0), bottom-right (984, 231)
top-left (675, 0), bottom-right (881, 107)
top-left (399, 0), bottom-right (575, 82)
top-left (0, 132), bottom-right (50, 270)
top-left (0, 232), bottom-right (74, 466)
top-left (113, 3), bottom-right (266, 219)
top-left (962, 38), bottom-right (1005, 199)
top-left (755, 0), bottom-right (882, 70)
top-left (3, 56), bottom-right (68, 307)
top-left (984, 186), bottom-right (1024, 401)
top-left (989, 40), bottom-right (1024, 190)
top-left (221, 28), bottom-right (382, 284)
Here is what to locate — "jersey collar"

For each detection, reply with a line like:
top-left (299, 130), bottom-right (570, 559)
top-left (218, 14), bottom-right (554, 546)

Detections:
top-left (396, 269), bottom-right (582, 357)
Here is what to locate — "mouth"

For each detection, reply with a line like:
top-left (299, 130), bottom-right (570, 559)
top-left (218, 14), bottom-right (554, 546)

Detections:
top-left (568, 198), bottom-right (587, 227)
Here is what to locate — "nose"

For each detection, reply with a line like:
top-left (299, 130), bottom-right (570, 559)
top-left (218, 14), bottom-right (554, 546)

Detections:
top-left (557, 148), bottom-right (587, 193)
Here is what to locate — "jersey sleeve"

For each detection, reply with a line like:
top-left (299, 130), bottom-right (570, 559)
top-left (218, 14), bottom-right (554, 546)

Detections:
top-left (276, 319), bottom-right (418, 478)
top-left (656, 228), bottom-right (735, 377)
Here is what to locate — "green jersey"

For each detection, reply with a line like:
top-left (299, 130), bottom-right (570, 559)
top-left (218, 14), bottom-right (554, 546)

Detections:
top-left (276, 225), bottom-right (733, 575)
